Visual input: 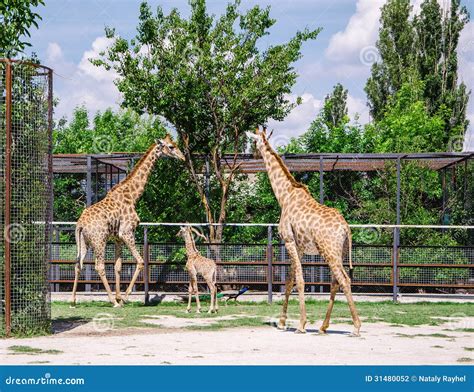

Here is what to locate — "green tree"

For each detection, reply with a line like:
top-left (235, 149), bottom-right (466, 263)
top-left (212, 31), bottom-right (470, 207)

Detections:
top-left (94, 0), bottom-right (320, 243)
top-left (365, 0), bottom-right (470, 147)
top-left (53, 107), bottom-right (202, 240)
top-left (0, 0), bottom-right (45, 57)
top-left (365, 0), bottom-right (415, 122)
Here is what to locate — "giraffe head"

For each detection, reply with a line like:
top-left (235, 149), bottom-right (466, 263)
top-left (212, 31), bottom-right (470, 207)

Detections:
top-left (177, 226), bottom-right (208, 242)
top-left (156, 134), bottom-right (185, 161)
top-left (246, 126), bottom-right (271, 152)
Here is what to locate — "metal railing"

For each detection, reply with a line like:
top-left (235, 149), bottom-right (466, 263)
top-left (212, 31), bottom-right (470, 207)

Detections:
top-left (48, 222), bottom-right (474, 303)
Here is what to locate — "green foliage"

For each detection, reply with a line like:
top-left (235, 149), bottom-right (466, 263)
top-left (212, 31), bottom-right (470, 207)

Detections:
top-left (365, 0), bottom-right (470, 145)
top-left (366, 81), bottom-right (446, 152)
top-left (0, 0), bottom-right (45, 57)
top-left (93, 0), bottom-right (320, 241)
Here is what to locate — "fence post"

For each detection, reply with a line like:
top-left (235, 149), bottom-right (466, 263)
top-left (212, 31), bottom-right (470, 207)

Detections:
top-left (4, 60), bottom-right (12, 337)
top-left (143, 226), bottom-right (150, 305)
top-left (393, 157), bottom-right (401, 302)
top-left (392, 228), bottom-right (399, 302)
top-left (267, 225), bottom-right (273, 304)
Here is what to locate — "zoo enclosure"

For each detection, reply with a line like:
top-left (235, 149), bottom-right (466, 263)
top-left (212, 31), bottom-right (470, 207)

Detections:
top-left (0, 60), bottom-right (53, 337)
top-left (49, 222), bottom-right (474, 303)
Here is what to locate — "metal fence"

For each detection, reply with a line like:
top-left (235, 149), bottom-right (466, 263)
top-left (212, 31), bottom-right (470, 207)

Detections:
top-left (0, 60), bottom-right (53, 337)
top-left (49, 223), bottom-right (474, 303)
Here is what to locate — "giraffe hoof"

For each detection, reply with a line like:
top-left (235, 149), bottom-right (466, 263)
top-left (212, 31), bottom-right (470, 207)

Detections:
top-left (196, 310), bottom-right (201, 314)
top-left (113, 303), bottom-right (122, 308)
top-left (318, 329), bottom-right (328, 335)
top-left (69, 305), bottom-right (76, 309)
top-left (186, 309), bottom-right (191, 313)
top-left (277, 322), bottom-right (287, 331)
top-left (295, 328), bottom-right (307, 334)
top-left (349, 332), bottom-right (361, 337)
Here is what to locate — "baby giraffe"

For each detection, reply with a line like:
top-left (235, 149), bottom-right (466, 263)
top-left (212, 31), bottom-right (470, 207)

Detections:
top-left (177, 226), bottom-right (218, 314)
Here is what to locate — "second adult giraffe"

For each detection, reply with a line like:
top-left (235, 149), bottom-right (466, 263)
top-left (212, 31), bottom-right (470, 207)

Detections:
top-left (246, 127), bottom-right (361, 336)
top-left (71, 135), bottom-right (185, 307)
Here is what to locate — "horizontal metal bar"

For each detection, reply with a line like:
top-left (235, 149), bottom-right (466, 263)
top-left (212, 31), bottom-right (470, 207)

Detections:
top-left (47, 221), bottom-right (474, 229)
top-left (398, 263), bottom-right (474, 268)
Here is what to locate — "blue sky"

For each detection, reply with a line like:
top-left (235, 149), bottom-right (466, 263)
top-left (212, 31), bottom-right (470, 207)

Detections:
top-left (28, 0), bottom-right (473, 150)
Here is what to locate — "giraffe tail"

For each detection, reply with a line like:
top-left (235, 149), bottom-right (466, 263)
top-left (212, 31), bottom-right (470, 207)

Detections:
top-left (75, 226), bottom-right (86, 269)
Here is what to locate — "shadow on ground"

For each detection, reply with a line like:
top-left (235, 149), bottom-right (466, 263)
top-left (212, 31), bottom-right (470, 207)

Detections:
top-left (52, 317), bottom-right (90, 334)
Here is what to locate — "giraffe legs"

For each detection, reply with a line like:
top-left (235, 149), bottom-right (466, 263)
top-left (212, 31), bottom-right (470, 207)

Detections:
top-left (281, 242), bottom-right (306, 333)
top-left (186, 283), bottom-right (193, 313)
top-left (94, 244), bottom-right (120, 307)
top-left (70, 242), bottom-right (87, 308)
top-left (213, 282), bottom-right (219, 313)
top-left (114, 241), bottom-right (123, 305)
top-left (293, 257), bottom-right (307, 333)
top-left (319, 276), bottom-right (339, 334)
top-left (193, 279), bottom-right (201, 313)
top-left (207, 280), bottom-right (217, 313)
top-left (278, 262), bottom-right (295, 330)
top-left (330, 262), bottom-right (361, 336)
top-left (120, 233), bottom-right (144, 302)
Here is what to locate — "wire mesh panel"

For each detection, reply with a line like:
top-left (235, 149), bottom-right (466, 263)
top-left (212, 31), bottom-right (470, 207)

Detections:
top-left (398, 246), bottom-right (474, 287)
top-left (47, 224), bottom-right (474, 297)
top-left (0, 60), bottom-right (52, 336)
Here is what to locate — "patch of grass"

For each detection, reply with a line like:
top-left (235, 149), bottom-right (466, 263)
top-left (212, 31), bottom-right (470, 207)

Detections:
top-left (27, 361), bottom-right (50, 364)
top-left (432, 345), bottom-right (444, 348)
top-left (51, 299), bottom-right (474, 332)
top-left (463, 347), bottom-right (474, 351)
top-left (8, 345), bottom-right (62, 355)
top-left (457, 357), bottom-right (472, 363)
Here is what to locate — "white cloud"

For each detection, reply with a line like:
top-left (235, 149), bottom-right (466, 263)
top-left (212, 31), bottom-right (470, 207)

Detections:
top-left (267, 93), bottom-right (322, 148)
top-left (46, 42), bottom-right (63, 63)
top-left (325, 0), bottom-right (384, 62)
top-left (51, 36), bottom-right (121, 120)
top-left (347, 94), bottom-right (370, 124)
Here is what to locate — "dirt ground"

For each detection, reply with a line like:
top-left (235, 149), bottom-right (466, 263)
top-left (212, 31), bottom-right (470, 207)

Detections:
top-left (1, 315), bottom-right (473, 365)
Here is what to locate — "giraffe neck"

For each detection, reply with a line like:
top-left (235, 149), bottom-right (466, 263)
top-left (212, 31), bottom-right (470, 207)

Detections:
top-left (183, 232), bottom-right (199, 257)
top-left (259, 142), bottom-right (298, 206)
top-left (113, 144), bottom-right (160, 204)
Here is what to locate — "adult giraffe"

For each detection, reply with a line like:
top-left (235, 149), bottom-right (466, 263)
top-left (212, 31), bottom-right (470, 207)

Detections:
top-left (246, 127), bottom-right (361, 336)
top-left (71, 135), bottom-right (185, 307)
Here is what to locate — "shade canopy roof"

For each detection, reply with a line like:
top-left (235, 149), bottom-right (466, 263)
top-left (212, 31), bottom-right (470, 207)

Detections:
top-left (52, 152), bottom-right (473, 174)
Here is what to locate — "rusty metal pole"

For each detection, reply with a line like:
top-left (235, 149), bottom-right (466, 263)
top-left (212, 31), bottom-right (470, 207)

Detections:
top-left (4, 60), bottom-right (12, 336)
top-left (47, 69), bottom-right (53, 329)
